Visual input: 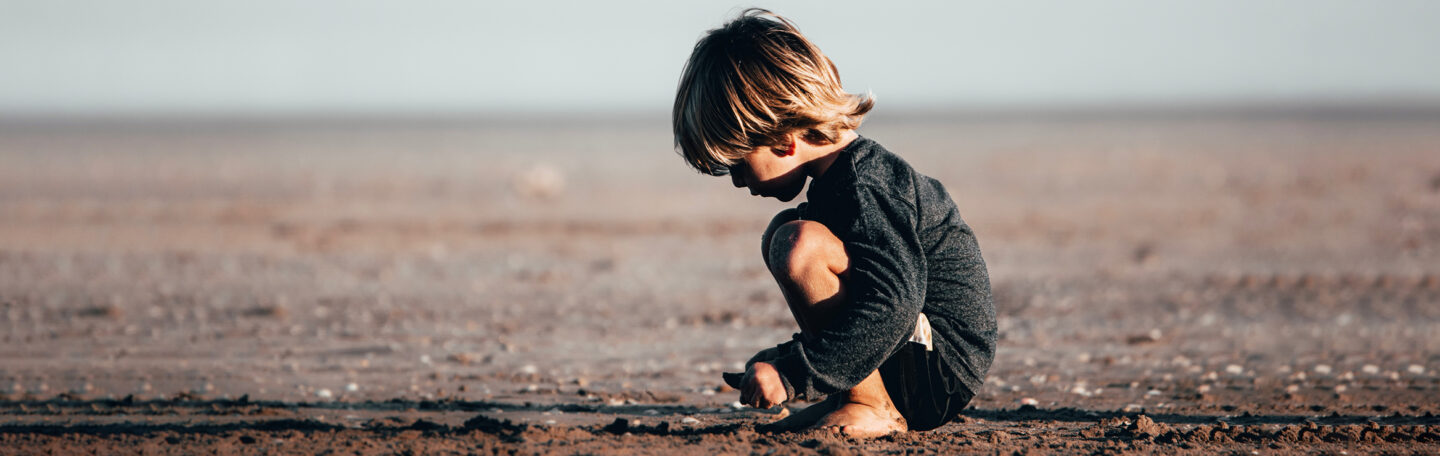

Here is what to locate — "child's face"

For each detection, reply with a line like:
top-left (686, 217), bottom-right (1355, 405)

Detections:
top-left (730, 145), bottom-right (807, 202)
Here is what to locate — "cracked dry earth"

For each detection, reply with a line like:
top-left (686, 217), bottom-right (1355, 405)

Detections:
top-left (2, 114), bottom-right (1439, 454)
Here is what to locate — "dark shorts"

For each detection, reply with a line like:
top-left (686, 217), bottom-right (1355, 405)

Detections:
top-left (878, 342), bottom-right (975, 431)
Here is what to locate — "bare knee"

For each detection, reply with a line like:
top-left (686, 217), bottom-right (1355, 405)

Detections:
top-left (761, 208), bottom-right (801, 269)
top-left (767, 220), bottom-right (848, 281)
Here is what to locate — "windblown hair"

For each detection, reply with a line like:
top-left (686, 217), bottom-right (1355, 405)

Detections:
top-left (673, 8), bottom-right (874, 176)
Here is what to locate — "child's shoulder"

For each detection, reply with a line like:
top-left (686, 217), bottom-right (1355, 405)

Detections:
top-left (844, 137), bottom-right (923, 194)
top-left (841, 138), bottom-right (961, 219)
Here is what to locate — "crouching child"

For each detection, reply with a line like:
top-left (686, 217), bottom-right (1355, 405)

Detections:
top-left (672, 9), bottom-right (997, 437)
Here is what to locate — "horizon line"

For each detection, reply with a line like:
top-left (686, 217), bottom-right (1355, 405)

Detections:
top-left (4, 100), bottom-right (1440, 130)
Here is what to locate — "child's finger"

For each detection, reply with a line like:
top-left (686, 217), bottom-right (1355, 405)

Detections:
top-left (765, 389), bottom-right (786, 408)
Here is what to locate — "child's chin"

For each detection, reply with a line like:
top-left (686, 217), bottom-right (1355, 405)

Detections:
top-left (772, 189), bottom-right (802, 202)
top-left (755, 182), bottom-right (804, 202)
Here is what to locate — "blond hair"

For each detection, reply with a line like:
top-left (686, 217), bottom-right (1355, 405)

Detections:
top-left (673, 8), bottom-right (874, 176)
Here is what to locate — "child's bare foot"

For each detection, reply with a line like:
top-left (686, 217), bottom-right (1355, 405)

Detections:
top-left (757, 394), bottom-right (906, 438)
top-left (759, 394), bottom-right (840, 432)
top-left (816, 399), bottom-right (907, 438)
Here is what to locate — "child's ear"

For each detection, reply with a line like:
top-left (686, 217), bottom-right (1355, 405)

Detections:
top-left (783, 131), bottom-right (805, 155)
top-left (772, 132), bottom-right (800, 157)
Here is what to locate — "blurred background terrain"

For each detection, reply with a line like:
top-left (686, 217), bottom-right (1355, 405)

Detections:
top-left (2, 1), bottom-right (1439, 453)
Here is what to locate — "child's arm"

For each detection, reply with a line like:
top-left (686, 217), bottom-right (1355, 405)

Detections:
top-left (767, 184), bottom-right (926, 400)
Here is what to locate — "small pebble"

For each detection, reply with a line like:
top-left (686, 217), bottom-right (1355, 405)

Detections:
top-left (643, 409), bottom-right (659, 415)
top-left (345, 382), bottom-right (359, 392)
top-left (1313, 364), bottom-right (1332, 375)
top-left (1361, 364), bottom-right (1380, 375)
top-left (681, 417), bottom-right (700, 425)
top-left (1407, 364), bottom-right (1425, 375)
top-left (1225, 364), bottom-right (1244, 375)
top-left (1019, 397), bottom-right (1039, 406)
top-left (315, 389), bottom-right (333, 399)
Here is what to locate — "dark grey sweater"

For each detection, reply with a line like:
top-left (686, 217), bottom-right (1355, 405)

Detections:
top-left (769, 136), bottom-right (996, 400)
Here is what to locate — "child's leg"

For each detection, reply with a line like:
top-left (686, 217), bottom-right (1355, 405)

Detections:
top-left (760, 208), bottom-right (800, 270)
top-left (766, 219), bottom-right (850, 332)
top-left (762, 218), bottom-right (907, 437)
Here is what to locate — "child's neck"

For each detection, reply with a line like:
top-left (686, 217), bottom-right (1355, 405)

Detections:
top-left (802, 129), bottom-right (859, 180)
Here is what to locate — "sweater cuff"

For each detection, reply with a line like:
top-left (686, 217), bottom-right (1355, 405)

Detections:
top-left (769, 345), bottom-right (811, 401)
top-left (774, 365), bottom-right (796, 402)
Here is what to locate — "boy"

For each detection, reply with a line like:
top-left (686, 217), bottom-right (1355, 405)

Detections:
top-left (672, 9), bottom-right (996, 437)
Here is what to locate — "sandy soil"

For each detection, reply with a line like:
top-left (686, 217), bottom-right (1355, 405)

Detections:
top-left (1, 113), bottom-right (1439, 454)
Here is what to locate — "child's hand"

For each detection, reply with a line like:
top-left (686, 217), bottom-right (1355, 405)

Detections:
top-left (739, 362), bottom-right (787, 409)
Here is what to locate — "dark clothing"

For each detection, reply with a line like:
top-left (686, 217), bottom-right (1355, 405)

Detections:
top-left (767, 136), bottom-right (996, 414)
top-left (880, 342), bottom-right (976, 431)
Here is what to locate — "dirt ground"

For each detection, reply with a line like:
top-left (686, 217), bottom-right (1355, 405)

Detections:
top-left (2, 112), bottom-right (1439, 454)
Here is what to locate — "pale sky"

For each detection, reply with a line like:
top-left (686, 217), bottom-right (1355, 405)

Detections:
top-left (2, 0), bottom-right (1439, 116)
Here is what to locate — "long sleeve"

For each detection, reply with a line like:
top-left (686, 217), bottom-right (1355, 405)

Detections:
top-left (769, 183), bottom-right (927, 400)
